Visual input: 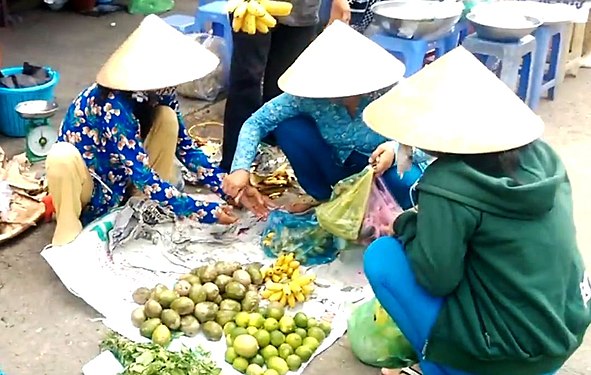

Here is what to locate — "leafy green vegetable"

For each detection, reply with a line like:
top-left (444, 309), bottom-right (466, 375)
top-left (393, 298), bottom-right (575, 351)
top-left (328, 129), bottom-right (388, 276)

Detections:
top-left (100, 331), bottom-right (221, 375)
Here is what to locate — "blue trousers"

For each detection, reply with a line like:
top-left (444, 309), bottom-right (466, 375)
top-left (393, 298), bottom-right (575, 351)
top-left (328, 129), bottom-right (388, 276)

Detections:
top-left (364, 237), bottom-right (558, 375)
top-left (273, 116), bottom-right (422, 209)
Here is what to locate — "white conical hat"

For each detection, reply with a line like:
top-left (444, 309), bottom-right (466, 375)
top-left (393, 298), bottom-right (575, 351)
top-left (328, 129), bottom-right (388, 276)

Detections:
top-left (96, 15), bottom-right (220, 91)
top-left (363, 47), bottom-right (544, 154)
top-left (277, 21), bottom-right (405, 98)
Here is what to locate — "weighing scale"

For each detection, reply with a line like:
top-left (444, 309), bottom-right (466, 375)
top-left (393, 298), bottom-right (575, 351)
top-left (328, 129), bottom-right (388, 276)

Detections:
top-left (15, 100), bottom-right (59, 163)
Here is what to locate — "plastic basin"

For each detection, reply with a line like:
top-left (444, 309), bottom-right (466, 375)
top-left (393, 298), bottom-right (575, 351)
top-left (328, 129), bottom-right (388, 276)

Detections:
top-left (0, 66), bottom-right (60, 137)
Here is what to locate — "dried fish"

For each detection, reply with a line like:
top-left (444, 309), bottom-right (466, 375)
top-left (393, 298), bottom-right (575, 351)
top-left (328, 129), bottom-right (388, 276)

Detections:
top-left (108, 197), bottom-right (175, 255)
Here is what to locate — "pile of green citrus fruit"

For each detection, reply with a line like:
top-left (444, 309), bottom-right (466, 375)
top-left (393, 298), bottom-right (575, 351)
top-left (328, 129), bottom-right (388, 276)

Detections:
top-left (223, 302), bottom-right (332, 375)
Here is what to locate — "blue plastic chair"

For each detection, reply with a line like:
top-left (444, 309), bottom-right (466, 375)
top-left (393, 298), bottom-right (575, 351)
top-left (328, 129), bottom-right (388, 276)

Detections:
top-left (527, 23), bottom-right (566, 110)
top-left (162, 14), bottom-right (196, 33)
top-left (444, 20), bottom-right (471, 52)
top-left (193, 0), bottom-right (233, 84)
top-left (319, 0), bottom-right (332, 25)
top-left (370, 32), bottom-right (449, 77)
top-left (461, 34), bottom-right (536, 105)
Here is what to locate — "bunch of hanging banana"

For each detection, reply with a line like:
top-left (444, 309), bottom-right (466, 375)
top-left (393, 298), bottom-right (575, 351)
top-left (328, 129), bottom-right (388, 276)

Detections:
top-left (227, 0), bottom-right (293, 35)
top-left (260, 253), bottom-right (300, 283)
top-left (260, 269), bottom-right (316, 308)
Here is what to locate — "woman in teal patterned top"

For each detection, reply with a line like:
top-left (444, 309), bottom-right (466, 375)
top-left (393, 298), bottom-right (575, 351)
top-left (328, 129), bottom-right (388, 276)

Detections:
top-left (223, 22), bottom-right (432, 215)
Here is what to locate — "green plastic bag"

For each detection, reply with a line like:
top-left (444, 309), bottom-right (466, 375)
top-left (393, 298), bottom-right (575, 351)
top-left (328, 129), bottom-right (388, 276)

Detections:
top-left (316, 166), bottom-right (374, 241)
top-left (128, 0), bottom-right (174, 15)
top-left (347, 298), bottom-right (418, 369)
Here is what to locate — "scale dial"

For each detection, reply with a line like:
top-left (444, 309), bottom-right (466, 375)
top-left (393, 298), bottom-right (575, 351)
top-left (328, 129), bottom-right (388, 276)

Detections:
top-left (27, 125), bottom-right (58, 157)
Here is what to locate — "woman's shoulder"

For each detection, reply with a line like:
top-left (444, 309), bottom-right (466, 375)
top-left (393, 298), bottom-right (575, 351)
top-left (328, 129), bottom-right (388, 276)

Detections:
top-left (63, 84), bottom-right (135, 130)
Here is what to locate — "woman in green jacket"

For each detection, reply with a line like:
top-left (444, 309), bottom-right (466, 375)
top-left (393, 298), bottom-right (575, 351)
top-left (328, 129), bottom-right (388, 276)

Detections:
top-left (362, 47), bottom-right (591, 375)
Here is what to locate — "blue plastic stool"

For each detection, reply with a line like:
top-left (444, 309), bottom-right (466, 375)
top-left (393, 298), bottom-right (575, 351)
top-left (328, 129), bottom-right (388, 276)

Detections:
top-left (444, 20), bottom-right (471, 52)
top-left (370, 32), bottom-right (449, 77)
top-left (319, 0), bottom-right (332, 25)
top-left (194, 0), bottom-right (233, 55)
top-left (194, 0), bottom-right (233, 84)
top-left (528, 23), bottom-right (566, 110)
top-left (162, 14), bottom-right (196, 34)
top-left (462, 34), bottom-right (536, 104)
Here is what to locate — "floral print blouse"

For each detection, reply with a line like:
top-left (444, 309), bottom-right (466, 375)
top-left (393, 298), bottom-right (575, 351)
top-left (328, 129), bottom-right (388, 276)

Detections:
top-left (58, 84), bottom-right (226, 225)
top-left (231, 92), bottom-right (431, 172)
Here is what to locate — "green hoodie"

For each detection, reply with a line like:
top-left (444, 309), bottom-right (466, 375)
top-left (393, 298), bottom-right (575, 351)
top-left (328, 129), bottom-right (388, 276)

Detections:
top-left (393, 140), bottom-right (591, 375)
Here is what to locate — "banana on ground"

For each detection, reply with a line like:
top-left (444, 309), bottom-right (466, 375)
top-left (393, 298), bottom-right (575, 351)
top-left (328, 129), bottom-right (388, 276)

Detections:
top-left (260, 254), bottom-right (316, 308)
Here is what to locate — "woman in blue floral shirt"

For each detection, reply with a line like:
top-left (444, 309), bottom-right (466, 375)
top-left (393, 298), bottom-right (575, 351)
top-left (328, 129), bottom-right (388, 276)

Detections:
top-left (46, 15), bottom-right (237, 246)
top-left (223, 22), bottom-right (432, 215)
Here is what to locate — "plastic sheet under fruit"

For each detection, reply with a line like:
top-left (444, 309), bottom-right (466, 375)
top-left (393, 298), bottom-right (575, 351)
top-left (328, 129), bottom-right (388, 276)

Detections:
top-left (41, 194), bottom-right (370, 375)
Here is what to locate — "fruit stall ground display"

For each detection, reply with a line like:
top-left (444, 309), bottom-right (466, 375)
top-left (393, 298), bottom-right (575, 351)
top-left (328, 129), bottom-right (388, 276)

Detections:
top-left (41, 204), bottom-right (369, 375)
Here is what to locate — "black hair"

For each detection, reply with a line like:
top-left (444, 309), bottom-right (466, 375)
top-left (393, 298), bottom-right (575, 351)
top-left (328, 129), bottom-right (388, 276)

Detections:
top-left (95, 84), bottom-right (158, 138)
top-left (428, 144), bottom-right (528, 183)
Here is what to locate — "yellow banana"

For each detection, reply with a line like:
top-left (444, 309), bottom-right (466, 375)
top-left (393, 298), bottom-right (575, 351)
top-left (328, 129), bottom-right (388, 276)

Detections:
top-left (302, 284), bottom-right (314, 295)
top-left (295, 291), bottom-right (306, 303)
top-left (269, 291), bottom-right (283, 302)
top-left (271, 274), bottom-right (282, 283)
top-left (255, 18), bottom-right (269, 33)
top-left (285, 253), bottom-right (294, 262)
top-left (266, 282), bottom-right (284, 292)
top-left (289, 260), bottom-right (300, 269)
top-left (291, 267), bottom-right (301, 280)
top-left (282, 284), bottom-right (292, 296)
top-left (259, 11), bottom-right (277, 28)
top-left (226, 0), bottom-right (242, 13)
top-left (279, 293), bottom-right (288, 307)
top-left (280, 264), bottom-right (289, 272)
top-left (234, 1), bottom-right (248, 18)
top-left (287, 294), bottom-right (296, 308)
top-left (232, 16), bottom-right (243, 32)
top-left (261, 289), bottom-right (274, 299)
top-left (260, 0), bottom-right (293, 16)
top-left (242, 13), bottom-right (256, 34)
top-left (247, 0), bottom-right (266, 16)
top-left (276, 254), bottom-right (286, 266)
top-left (289, 282), bottom-right (302, 293)
top-left (295, 274), bottom-right (316, 286)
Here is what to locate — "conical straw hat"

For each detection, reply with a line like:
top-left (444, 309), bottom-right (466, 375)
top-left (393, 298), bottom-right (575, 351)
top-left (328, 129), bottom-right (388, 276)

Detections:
top-left (277, 21), bottom-right (405, 98)
top-left (363, 47), bottom-right (544, 154)
top-left (96, 15), bottom-right (220, 91)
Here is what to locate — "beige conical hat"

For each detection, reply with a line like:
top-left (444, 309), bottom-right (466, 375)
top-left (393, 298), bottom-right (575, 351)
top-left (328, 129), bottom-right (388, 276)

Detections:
top-left (363, 47), bottom-right (544, 154)
top-left (277, 21), bottom-right (405, 98)
top-left (96, 15), bottom-right (219, 91)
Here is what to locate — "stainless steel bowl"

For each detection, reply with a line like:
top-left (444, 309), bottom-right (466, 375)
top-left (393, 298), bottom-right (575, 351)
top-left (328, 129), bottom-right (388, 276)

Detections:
top-left (15, 100), bottom-right (59, 119)
top-left (371, 0), bottom-right (463, 40)
top-left (466, 13), bottom-right (542, 43)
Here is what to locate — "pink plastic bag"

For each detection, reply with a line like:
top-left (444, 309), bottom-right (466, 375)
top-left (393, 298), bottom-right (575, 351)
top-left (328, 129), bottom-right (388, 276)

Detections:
top-left (359, 177), bottom-right (404, 245)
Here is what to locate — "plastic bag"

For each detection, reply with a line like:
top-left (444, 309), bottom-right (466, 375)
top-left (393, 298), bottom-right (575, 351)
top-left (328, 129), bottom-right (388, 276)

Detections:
top-left (261, 210), bottom-right (346, 265)
top-left (128, 0), bottom-right (174, 14)
top-left (348, 298), bottom-right (418, 369)
top-left (358, 177), bottom-right (403, 245)
top-left (176, 33), bottom-right (227, 102)
top-left (316, 166), bottom-right (374, 241)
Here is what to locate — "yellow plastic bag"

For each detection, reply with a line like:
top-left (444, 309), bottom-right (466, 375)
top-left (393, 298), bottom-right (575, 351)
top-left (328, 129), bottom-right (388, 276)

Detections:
top-left (316, 166), bottom-right (374, 240)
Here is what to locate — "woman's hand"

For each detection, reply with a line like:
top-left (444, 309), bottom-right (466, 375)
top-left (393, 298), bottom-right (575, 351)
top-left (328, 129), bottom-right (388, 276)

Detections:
top-left (222, 170), bottom-right (251, 200)
top-left (329, 0), bottom-right (351, 25)
top-left (238, 186), bottom-right (276, 219)
top-left (369, 142), bottom-right (396, 176)
top-left (217, 205), bottom-right (239, 224)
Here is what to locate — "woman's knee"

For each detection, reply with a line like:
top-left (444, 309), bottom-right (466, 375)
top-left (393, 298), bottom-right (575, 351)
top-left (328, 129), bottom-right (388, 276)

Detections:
top-left (150, 105), bottom-right (179, 140)
top-left (364, 236), bottom-right (407, 285)
top-left (46, 142), bottom-right (83, 172)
